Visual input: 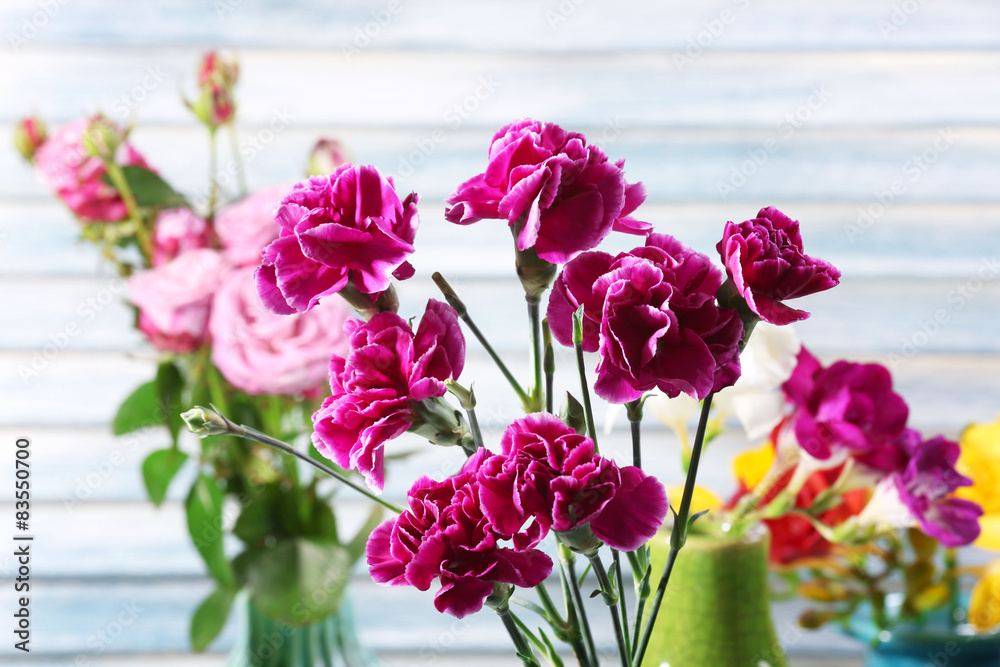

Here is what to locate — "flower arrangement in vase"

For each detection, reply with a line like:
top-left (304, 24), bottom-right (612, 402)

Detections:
top-left (17, 53), bottom-right (382, 665)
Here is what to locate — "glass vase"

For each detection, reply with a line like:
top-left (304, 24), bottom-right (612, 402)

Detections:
top-left (842, 594), bottom-right (1000, 667)
top-left (645, 522), bottom-right (788, 667)
top-left (226, 593), bottom-right (382, 667)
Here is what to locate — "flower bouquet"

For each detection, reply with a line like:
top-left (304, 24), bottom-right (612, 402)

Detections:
top-left (645, 323), bottom-right (995, 664)
top-left (17, 53), bottom-right (383, 664)
top-left (174, 109), bottom-right (859, 667)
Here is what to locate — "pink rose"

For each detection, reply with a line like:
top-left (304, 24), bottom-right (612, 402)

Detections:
top-left (717, 207), bottom-right (841, 325)
top-left (547, 233), bottom-right (743, 403)
top-left (129, 249), bottom-right (230, 353)
top-left (33, 117), bottom-right (149, 223)
top-left (209, 268), bottom-right (350, 396)
top-left (445, 118), bottom-right (649, 265)
top-left (312, 299), bottom-right (465, 491)
top-left (152, 208), bottom-right (211, 266)
top-left (256, 166), bottom-right (418, 315)
top-left (215, 185), bottom-right (290, 266)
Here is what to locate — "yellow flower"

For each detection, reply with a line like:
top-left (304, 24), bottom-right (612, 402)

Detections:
top-left (956, 414), bottom-right (1000, 551)
top-left (969, 559), bottom-right (1000, 632)
top-left (732, 440), bottom-right (776, 490)
top-left (665, 485), bottom-right (722, 516)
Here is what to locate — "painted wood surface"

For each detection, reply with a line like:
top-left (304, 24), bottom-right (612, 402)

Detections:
top-left (2, 1), bottom-right (998, 665)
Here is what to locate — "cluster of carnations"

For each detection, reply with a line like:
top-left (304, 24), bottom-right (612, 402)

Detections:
top-left (247, 114), bottom-right (848, 646)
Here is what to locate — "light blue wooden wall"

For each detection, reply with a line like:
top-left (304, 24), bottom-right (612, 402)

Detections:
top-left (2, 1), bottom-right (998, 664)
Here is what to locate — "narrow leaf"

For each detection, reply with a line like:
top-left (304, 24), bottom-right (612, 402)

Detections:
top-left (186, 474), bottom-right (234, 588)
top-left (104, 165), bottom-right (187, 208)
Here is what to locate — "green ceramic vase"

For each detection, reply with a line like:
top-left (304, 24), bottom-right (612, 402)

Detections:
top-left (226, 594), bottom-right (382, 667)
top-left (645, 523), bottom-right (788, 667)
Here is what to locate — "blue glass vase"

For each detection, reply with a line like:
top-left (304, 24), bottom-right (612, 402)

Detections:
top-left (843, 594), bottom-right (1000, 667)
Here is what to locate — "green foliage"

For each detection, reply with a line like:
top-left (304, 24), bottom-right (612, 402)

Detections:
top-left (186, 474), bottom-right (235, 589)
top-left (190, 585), bottom-right (236, 651)
top-left (103, 165), bottom-right (187, 208)
top-left (141, 448), bottom-right (188, 506)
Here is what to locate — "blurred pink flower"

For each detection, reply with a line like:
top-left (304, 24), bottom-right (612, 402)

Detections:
top-left (445, 118), bottom-right (649, 265)
top-left (129, 249), bottom-right (230, 353)
top-left (34, 117), bottom-right (149, 223)
top-left (152, 208), bottom-right (211, 266)
top-left (209, 268), bottom-right (350, 397)
top-left (256, 166), bottom-right (418, 315)
top-left (215, 185), bottom-right (290, 266)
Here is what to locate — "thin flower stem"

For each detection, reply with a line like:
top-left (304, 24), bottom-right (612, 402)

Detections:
top-left (543, 319), bottom-right (555, 415)
top-left (227, 123), bottom-right (247, 196)
top-left (612, 549), bottom-right (631, 659)
top-left (465, 404), bottom-right (485, 453)
top-left (560, 546), bottom-right (598, 667)
top-left (496, 607), bottom-right (540, 667)
top-left (103, 160), bottom-right (153, 264)
top-left (207, 128), bottom-right (219, 222)
top-left (586, 552), bottom-right (629, 667)
top-left (533, 581), bottom-right (565, 627)
top-left (528, 300), bottom-right (543, 412)
top-left (626, 399), bottom-right (643, 469)
top-left (433, 272), bottom-right (532, 410)
top-left (574, 341), bottom-right (599, 452)
top-left (634, 392), bottom-right (715, 667)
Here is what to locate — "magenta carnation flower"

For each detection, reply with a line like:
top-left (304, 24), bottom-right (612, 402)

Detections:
top-left (366, 449), bottom-right (553, 618)
top-left (478, 413), bottom-right (668, 552)
top-left (547, 233), bottom-right (743, 403)
top-left (782, 348), bottom-right (909, 464)
top-left (34, 117), bottom-right (149, 223)
top-left (445, 118), bottom-right (649, 265)
top-left (255, 165), bottom-right (418, 315)
top-left (208, 269), bottom-right (350, 397)
top-left (311, 299), bottom-right (465, 491)
top-left (717, 207), bottom-right (841, 325)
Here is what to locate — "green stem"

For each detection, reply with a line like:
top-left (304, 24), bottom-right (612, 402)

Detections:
top-left (613, 549), bottom-right (631, 659)
top-left (433, 272), bottom-right (532, 410)
top-left (634, 392), bottom-right (715, 667)
top-left (626, 399), bottom-right (643, 469)
top-left (543, 319), bottom-right (555, 415)
top-left (528, 300), bottom-right (543, 412)
top-left (560, 545), bottom-right (598, 667)
top-left (574, 340), bottom-right (599, 452)
top-left (228, 123), bottom-right (247, 196)
top-left (103, 160), bottom-right (153, 265)
top-left (586, 553), bottom-right (629, 667)
top-left (465, 404), bottom-right (484, 454)
top-left (207, 127), bottom-right (219, 222)
top-left (496, 607), bottom-right (539, 667)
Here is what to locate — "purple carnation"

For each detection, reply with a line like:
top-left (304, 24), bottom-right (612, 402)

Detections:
top-left (717, 207), bottom-right (841, 325)
top-left (256, 165), bottom-right (418, 315)
top-left (366, 449), bottom-right (553, 618)
top-left (445, 118), bottom-right (649, 265)
top-left (311, 299), bottom-right (464, 491)
top-left (547, 233), bottom-right (743, 403)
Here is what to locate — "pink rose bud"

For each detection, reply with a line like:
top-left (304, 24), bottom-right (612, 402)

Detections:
top-left (14, 116), bottom-right (47, 163)
top-left (188, 51), bottom-right (239, 129)
top-left (307, 138), bottom-right (351, 176)
top-left (33, 117), bottom-right (150, 223)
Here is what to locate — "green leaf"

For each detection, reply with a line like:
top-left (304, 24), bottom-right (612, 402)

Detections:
top-left (344, 504), bottom-right (383, 565)
top-left (186, 474), bottom-right (234, 588)
top-left (189, 585), bottom-right (236, 651)
top-left (112, 380), bottom-right (163, 435)
top-left (103, 166), bottom-right (187, 209)
top-left (155, 360), bottom-right (185, 447)
top-left (232, 483), bottom-right (278, 544)
top-left (243, 538), bottom-right (351, 625)
top-left (141, 448), bottom-right (189, 506)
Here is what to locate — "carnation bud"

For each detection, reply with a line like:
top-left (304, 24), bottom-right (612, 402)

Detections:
top-left (409, 396), bottom-right (474, 450)
top-left (181, 406), bottom-right (233, 437)
top-left (14, 116), bottom-right (47, 162)
top-left (82, 116), bottom-right (124, 162)
top-left (307, 138), bottom-right (350, 176)
top-left (515, 245), bottom-right (558, 305)
top-left (555, 524), bottom-right (603, 557)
